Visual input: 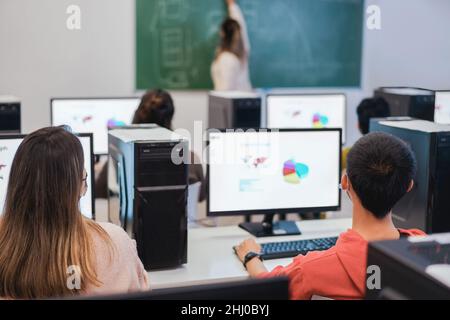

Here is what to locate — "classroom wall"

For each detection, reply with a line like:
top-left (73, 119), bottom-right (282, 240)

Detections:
top-left (0, 0), bottom-right (208, 143)
top-left (1, 0), bottom-right (449, 147)
top-left (365, 0), bottom-right (450, 91)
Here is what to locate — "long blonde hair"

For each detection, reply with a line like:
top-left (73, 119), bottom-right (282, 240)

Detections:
top-left (0, 127), bottom-right (113, 299)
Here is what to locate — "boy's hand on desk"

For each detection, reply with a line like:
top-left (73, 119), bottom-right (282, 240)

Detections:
top-left (235, 239), bottom-right (261, 262)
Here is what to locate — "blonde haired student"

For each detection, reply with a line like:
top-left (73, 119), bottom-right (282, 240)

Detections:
top-left (0, 127), bottom-right (148, 299)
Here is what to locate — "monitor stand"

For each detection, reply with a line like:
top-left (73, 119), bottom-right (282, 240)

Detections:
top-left (238, 214), bottom-right (301, 238)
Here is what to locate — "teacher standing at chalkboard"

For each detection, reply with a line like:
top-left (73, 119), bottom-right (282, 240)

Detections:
top-left (211, 0), bottom-right (252, 91)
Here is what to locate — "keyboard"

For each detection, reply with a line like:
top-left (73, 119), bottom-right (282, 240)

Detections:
top-left (259, 236), bottom-right (338, 260)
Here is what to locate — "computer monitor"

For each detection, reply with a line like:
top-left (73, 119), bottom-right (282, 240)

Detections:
top-left (72, 277), bottom-right (290, 300)
top-left (434, 91), bottom-right (450, 124)
top-left (0, 133), bottom-right (95, 219)
top-left (266, 94), bottom-right (346, 144)
top-left (51, 97), bottom-right (141, 154)
top-left (374, 87), bottom-right (435, 121)
top-left (207, 129), bottom-right (342, 237)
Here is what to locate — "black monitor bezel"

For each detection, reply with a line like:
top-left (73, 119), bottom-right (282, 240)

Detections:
top-left (206, 128), bottom-right (342, 217)
top-left (265, 92), bottom-right (347, 144)
top-left (0, 132), bottom-right (96, 220)
top-left (50, 97), bottom-right (141, 155)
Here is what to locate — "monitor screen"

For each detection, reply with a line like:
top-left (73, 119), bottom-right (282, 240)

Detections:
top-left (266, 94), bottom-right (346, 143)
top-left (434, 91), bottom-right (450, 124)
top-left (0, 134), bottom-right (94, 219)
top-left (207, 129), bottom-right (341, 216)
top-left (51, 98), bottom-right (140, 154)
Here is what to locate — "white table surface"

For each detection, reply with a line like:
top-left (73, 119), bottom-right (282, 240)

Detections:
top-left (147, 218), bottom-right (352, 289)
top-left (95, 193), bottom-right (353, 289)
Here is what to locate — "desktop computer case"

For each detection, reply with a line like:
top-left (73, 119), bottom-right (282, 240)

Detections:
top-left (108, 127), bottom-right (188, 270)
top-left (0, 97), bottom-right (21, 133)
top-left (208, 92), bottom-right (261, 129)
top-left (366, 238), bottom-right (450, 300)
top-left (374, 88), bottom-right (435, 121)
top-left (371, 120), bottom-right (450, 233)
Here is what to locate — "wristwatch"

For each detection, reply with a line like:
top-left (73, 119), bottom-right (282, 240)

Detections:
top-left (243, 251), bottom-right (262, 268)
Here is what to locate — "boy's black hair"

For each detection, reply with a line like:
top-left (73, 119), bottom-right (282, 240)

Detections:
top-left (357, 97), bottom-right (390, 134)
top-left (346, 132), bottom-right (417, 219)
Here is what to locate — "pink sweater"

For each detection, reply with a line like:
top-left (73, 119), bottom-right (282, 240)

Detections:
top-left (84, 222), bottom-right (149, 296)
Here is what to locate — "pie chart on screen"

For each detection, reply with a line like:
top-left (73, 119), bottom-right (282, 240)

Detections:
top-left (283, 160), bottom-right (309, 184)
top-left (107, 118), bottom-right (127, 129)
top-left (312, 113), bottom-right (329, 128)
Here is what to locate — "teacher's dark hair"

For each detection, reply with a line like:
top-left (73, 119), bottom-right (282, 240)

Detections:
top-left (217, 18), bottom-right (245, 60)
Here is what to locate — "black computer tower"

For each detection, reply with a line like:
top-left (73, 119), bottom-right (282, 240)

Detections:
top-left (108, 125), bottom-right (188, 270)
top-left (0, 96), bottom-right (21, 133)
top-left (208, 91), bottom-right (261, 129)
top-left (370, 119), bottom-right (450, 233)
top-left (366, 236), bottom-right (450, 300)
top-left (374, 87), bottom-right (435, 121)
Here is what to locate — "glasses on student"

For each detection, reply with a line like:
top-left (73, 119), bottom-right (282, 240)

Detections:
top-left (82, 172), bottom-right (88, 187)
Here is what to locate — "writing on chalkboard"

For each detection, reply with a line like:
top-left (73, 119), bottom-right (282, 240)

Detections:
top-left (136, 0), bottom-right (364, 90)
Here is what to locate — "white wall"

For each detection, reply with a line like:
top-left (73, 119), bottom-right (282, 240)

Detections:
top-left (365, 0), bottom-right (450, 90)
top-left (1, 0), bottom-right (449, 147)
top-left (0, 0), bottom-right (209, 142)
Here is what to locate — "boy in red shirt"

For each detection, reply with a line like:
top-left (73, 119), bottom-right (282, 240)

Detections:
top-left (235, 132), bottom-right (425, 300)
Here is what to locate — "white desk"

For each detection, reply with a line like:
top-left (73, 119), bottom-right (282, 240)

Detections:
top-left (148, 218), bottom-right (352, 289)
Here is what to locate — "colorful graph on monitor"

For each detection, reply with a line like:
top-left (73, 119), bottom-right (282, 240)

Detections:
top-left (71, 115), bottom-right (93, 124)
top-left (283, 160), bottom-right (309, 184)
top-left (0, 164), bottom-right (6, 181)
top-left (242, 155), bottom-right (269, 169)
top-left (312, 113), bottom-right (329, 128)
top-left (107, 118), bottom-right (127, 129)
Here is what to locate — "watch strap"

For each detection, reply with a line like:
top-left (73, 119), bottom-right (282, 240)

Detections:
top-left (243, 251), bottom-right (262, 268)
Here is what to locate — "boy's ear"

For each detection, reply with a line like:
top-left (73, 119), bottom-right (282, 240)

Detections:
top-left (341, 174), bottom-right (349, 190)
top-left (406, 180), bottom-right (414, 193)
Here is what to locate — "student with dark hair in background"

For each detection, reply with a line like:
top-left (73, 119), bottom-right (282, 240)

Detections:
top-left (235, 132), bottom-right (425, 300)
top-left (96, 89), bottom-right (206, 202)
top-left (341, 97), bottom-right (390, 169)
top-left (0, 127), bottom-right (148, 299)
top-left (132, 89), bottom-right (175, 127)
top-left (357, 97), bottom-right (391, 135)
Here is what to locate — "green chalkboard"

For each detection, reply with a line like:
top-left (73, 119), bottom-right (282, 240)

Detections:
top-left (136, 0), bottom-right (364, 90)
